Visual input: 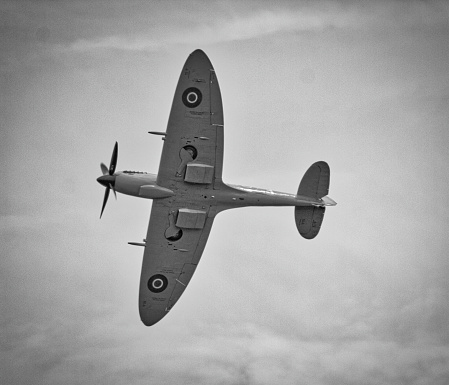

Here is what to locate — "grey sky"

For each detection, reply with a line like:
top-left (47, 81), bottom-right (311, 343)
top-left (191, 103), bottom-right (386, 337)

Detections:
top-left (2, 1), bottom-right (449, 384)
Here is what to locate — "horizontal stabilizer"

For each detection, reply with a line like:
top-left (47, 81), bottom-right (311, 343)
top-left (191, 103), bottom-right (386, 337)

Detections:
top-left (297, 161), bottom-right (329, 199)
top-left (295, 161), bottom-right (331, 239)
top-left (295, 206), bottom-right (325, 239)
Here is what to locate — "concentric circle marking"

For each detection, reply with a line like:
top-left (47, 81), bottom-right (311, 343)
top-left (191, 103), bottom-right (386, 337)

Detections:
top-left (182, 87), bottom-right (202, 108)
top-left (187, 92), bottom-right (198, 103)
top-left (147, 274), bottom-right (168, 293)
top-left (152, 279), bottom-right (163, 289)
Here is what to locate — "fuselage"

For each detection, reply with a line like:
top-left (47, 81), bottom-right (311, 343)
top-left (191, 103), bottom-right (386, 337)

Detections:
top-left (112, 170), bottom-right (335, 208)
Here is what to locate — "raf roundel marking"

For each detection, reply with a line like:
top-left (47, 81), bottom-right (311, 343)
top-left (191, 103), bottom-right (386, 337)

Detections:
top-left (187, 92), bottom-right (198, 104)
top-left (182, 87), bottom-right (202, 108)
top-left (148, 274), bottom-right (168, 293)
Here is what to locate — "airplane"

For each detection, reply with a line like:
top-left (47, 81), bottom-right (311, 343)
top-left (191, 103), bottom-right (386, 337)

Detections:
top-left (97, 49), bottom-right (336, 326)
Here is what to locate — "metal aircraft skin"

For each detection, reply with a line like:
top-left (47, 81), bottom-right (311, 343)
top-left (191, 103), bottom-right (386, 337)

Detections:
top-left (97, 49), bottom-right (337, 327)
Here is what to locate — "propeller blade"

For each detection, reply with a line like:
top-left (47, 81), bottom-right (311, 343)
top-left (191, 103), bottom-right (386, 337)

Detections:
top-left (110, 183), bottom-right (117, 199)
top-left (100, 187), bottom-right (110, 218)
top-left (98, 141), bottom-right (118, 219)
top-left (109, 142), bottom-right (118, 175)
top-left (100, 163), bottom-right (108, 175)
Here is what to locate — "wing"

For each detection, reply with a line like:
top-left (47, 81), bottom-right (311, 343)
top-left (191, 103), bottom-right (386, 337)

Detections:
top-left (139, 50), bottom-right (224, 326)
top-left (157, 49), bottom-right (224, 189)
top-left (139, 200), bottom-right (215, 326)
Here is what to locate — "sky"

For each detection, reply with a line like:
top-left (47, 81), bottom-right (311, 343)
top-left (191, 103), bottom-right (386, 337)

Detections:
top-left (1, 1), bottom-right (449, 384)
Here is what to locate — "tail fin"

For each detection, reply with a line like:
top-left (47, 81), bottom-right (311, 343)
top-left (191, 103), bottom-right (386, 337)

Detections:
top-left (295, 161), bottom-right (330, 240)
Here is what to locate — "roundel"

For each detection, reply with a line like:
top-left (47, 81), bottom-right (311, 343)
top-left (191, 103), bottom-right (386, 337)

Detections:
top-left (182, 87), bottom-right (202, 108)
top-left (147, 274), bottom-right (168, 293)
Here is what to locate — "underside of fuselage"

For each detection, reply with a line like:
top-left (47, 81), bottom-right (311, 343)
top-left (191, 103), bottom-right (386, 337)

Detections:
top-left (103, 167), bottom-right (336, 211)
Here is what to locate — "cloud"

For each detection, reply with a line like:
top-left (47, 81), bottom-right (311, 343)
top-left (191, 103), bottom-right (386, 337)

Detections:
top-left (65, 1), bottom-right (449, 52)
top-left (2, 1), bottom-right (448, 58)
top-left (5, 318), bottom-right (447, 385)
top-left (2, 1), bottom-right (449, 385)
top-left (149, 322), bottom-right (449, 385)
top-left (67, 9), bottom-right (334, 52)
top-left (69, 35), bottom-right (160, 52)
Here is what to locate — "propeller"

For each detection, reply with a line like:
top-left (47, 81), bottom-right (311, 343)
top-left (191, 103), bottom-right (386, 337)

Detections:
top-left (97, 142), bottom-right (118, 218)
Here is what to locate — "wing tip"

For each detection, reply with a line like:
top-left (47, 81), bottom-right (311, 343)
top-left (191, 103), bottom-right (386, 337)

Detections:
top-left (190, 48), bottom-right (206, 57)
top-left (139, 307), bottom-right (169, 327)
top-left (188, 49), bottom-right (213, 68)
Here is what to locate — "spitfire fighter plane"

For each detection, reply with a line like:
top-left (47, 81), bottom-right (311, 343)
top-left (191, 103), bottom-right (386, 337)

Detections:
top-left (97, 49), bottom-right (336, 326)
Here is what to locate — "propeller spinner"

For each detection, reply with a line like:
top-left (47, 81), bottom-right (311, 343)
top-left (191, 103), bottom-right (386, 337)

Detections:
top-left (97, 142), bottom-right (118, 218)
